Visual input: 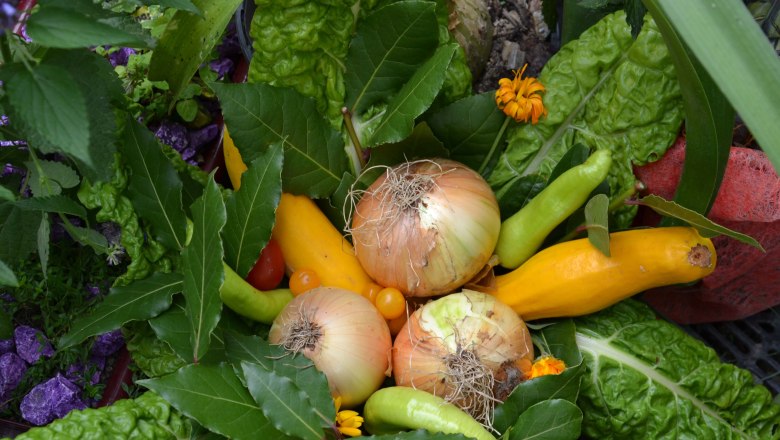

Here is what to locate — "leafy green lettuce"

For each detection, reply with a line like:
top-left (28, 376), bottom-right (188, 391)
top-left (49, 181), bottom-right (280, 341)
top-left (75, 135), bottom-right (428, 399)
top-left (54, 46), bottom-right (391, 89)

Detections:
top-left (574, 300), bottom-right (780, 439)
top-left (487, 11), bottom-right (684, 226)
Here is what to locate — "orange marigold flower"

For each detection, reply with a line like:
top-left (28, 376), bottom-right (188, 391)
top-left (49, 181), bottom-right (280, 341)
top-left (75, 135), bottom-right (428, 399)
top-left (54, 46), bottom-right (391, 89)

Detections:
top-left (334, 396), bottom-right (363, 437)
top-left (495, 64), bottom-right (548, 124)
top-left (526, 355), bottom-right (566, 380)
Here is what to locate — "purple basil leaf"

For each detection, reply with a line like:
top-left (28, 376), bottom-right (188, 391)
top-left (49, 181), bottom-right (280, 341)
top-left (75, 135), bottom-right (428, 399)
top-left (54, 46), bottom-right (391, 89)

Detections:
top-left (154, 120), bottom-right (189, 152)
top-left (0, 352), bottom-right (27, 400)
top-left (91, 329), bottom-right (124, 357)
top-left (0, 338), bottom-right (13, 354)
top-left (20, 374), bottom-right (86, 425)
top-left (188, 123), bottom-right (219, 150)
top-left (14, 325), bottom-right (55, 364)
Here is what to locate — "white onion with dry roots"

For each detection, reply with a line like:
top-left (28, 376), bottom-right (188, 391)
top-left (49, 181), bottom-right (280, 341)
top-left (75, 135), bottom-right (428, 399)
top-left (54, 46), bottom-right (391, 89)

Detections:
top-left (268, 287), bottom-right (392, 408)
top-left (348, 158), bottom-right (500, 297)
top-left (392, 290), bottom-right (534, 429)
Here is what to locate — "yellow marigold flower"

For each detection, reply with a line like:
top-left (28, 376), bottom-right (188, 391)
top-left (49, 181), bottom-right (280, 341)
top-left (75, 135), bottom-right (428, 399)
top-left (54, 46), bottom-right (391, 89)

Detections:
top-left (495, 64), bottom-right (548, 124)
top-left (526, 355), bottom-right (566, 380)
top-left (334, 396), bottom-right (363, 437)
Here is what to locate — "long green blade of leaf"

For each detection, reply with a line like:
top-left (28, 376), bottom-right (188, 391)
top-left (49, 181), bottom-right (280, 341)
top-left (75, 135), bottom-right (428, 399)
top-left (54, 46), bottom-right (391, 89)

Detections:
top-left (0, 205), bottom-right (41, 264)
top-left (120, 117), bottom-right (188, 251)
top-left (14, 195), bottom-right (87, 218)
top-left (645, 1), bottom-right (734, 218)
top-left (344, 0), bottom-right (440, 114)
top-left (0, 186), bottom-right (14, 201)
top-left (138, 363), bottom-right (283, 439)
top-left (650, 0), bottom-right (780, 172)
top-left (241, 361), bottom-right (327, 440)
top-left (149, 0), bottom-right (241, 104)
top-left (139, 0), bottom-right (201, 14)
top-left (58, 272), bottom-right (183, 349)
top-left (223, 144), bottom-right (283, 277)
top-left (508, 399), bottom-right (583, 440)
top-left (0, 260), bottom-right (18, 287)
top-left (181, 173), bottom-right (226, 363)
top-left (368, 44), bottom-right (457, 147)
top-left (213, 82), bottom-right (349, 198)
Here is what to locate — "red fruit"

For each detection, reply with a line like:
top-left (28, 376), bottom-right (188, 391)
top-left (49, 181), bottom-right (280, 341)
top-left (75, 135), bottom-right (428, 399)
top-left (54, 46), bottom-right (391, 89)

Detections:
top-left (245, 238), bottom-right (285, 291)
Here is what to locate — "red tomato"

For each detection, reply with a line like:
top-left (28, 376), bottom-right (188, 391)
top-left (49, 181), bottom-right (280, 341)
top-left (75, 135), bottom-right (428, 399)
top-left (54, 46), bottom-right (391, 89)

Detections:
top-left (245, 238), bottom-right (285, 290)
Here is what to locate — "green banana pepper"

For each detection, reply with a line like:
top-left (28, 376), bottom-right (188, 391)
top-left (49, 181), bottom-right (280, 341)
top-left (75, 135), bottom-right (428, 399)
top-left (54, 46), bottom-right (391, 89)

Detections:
top-left (495, 148), bottom-right (613, 269)
top-left (219, 262), bottom-right (293, 324)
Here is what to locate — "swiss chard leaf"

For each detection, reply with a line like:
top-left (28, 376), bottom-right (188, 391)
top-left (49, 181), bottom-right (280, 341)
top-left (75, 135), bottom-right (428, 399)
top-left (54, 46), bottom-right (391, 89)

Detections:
top-left (138, 363), bottom-right (284, 438)
top-left (181, 173), bottom-right (226, 363)
top-left (26, 0), bottom-right (151, 48)
top-left (120, 117), bottom-right (188, 251)
top-left (223, 144), bottom-right (283, 278)
top-left (344, 0), bottom-right (440, 115)
top-left (366, 43), bottom-right (458, 147)
top-left (214, 82), bottom-right (349, 198)
top-left (507, 399), bottom-right (583, 440)
top-left (58, 272), bottom-right (183, 349)
top-left (426, 92), bottom-right (509, 177)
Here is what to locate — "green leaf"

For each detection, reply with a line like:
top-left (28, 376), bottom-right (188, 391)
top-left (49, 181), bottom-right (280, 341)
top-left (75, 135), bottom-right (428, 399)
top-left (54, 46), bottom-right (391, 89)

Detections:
top-left (508, 399), bottom-right (583, 440)
top-left (213, 82), bottom-right (349, 198)
top-left (25, 159), bottom-right (80, 197)
top-left (175, 99), bottom-right (199, 122)
top-left (0, 259), bottom-right (18, 287)
top-left (139, 0), bottom-right (201, 14)
top-left (26, 0), bottom-right (150, 48)
top-left (344, 1), bottom-right (440, 115)
top-left (0, 204), bottom-right (40, 264)
top-left (148, 299), bottom-right (228, 365)
top-left (427, 92), bottom-right (509, 176)
top-left (5, 65), bottom-right (90, 168)
top-left (636, 195), bottom-right (764, 250)
top-left (138, 363), bottom-right (283, 439)
top-left (120, 117), bottom-right (188, 251)
top-left (644, 3), bottom-right (734, 220)
top-left (0, 185), bottom-right (15, 201)
top-left (367, 44), bottom-right (457, 147)
top-left (58, 272), bottom-right (183, 348)
top-left (584, 194), bottom-right (610, 256)
top-left (181, 173), bottom-right (226, 363)
top-left (223, 144), bottom-right (283, 277)
top-left (61, 223), bottom-right (110, 255)
top-left (149, 0), bottom-right (242, 104)
top-left (36, 214), bottom-right (50, 277)
top-left (488, 11), bottom-right (684, 228)
top-left (241, 362), bottom-right (327, 440)
top-left (14, 195), bottom-right (87, 218)
top-left (648, 0), bottom-right (780, 173)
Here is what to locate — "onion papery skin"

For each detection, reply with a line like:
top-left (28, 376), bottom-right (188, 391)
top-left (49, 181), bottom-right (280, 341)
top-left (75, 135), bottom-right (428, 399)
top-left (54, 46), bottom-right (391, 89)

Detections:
top-left (392, 290), bottom-right (534, 405)
top-left (268, 287), bottom-right (392, 408)
top-left (351, 159), bottom-right (500, 297)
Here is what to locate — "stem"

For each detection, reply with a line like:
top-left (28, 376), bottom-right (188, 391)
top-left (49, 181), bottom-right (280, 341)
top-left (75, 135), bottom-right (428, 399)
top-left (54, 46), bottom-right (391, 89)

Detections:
top-left (342, 107), bottom-right (366, 173)
top-left (220, 262), bottom-right (293, 324)
top-left (478, 116), bottom-right (511, 175)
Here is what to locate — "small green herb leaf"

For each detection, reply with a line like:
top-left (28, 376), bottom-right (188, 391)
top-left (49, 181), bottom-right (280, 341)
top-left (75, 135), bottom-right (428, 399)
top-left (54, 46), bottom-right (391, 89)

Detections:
top-left (584, 194), bottom-right (610, 256)
top-left (241, 361), bottom-right (327, 440)
top-left (637, 195), bottom-right (765, 251)
top-left (25, 160), bottom-right (80, 197)
top-left (0, 259), bottom-right (18, 287)
top-left (508, 399), bottom-right (583, 440)
top-left (121, 118), bottom-right (188, 251)
top-left (181, 172), bottom-right (226, 363)
top-left (138, 364), bottom-right (283, 439)
top-left (367, 44), bottom-right (457, 148)
top-left (59, 272), bottom-right (182, 348)
top-left (223, 143), bottom-right (283, 277)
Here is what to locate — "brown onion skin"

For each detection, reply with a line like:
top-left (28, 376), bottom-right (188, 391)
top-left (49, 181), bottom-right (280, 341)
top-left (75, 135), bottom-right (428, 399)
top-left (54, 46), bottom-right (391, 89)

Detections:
top-left (268, 287), bottom-right (392, 408)
top-left (351, 159), bottom-right (500, 297)
top-left (391, 290), bottom-right (534, 401)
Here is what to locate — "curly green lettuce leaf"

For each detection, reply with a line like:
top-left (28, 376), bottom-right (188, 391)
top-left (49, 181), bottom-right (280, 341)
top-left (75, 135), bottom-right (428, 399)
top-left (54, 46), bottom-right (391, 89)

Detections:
top-left (574, 300), bottom-right (780, 439)
top-left (488, 11), bottom-right (683, 227)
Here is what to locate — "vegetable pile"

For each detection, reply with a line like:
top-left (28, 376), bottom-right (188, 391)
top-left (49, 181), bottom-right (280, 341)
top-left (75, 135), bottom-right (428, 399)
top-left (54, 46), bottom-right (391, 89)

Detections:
top-left (2, 1), bottom-right (779, 439)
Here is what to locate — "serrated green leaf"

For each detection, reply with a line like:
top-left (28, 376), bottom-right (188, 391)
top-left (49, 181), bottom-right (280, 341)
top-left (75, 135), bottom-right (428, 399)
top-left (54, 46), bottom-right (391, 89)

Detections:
top-left (120, 117), bottom-right (188, 251)
top-left (223, 144), bottom-right (283, 277)
top-left (0, 259), bottom-right (19, 287)
top-left (26, 0), bottom-right (150, 48)
top-left (345, 1), bottom-right (439, 115)
top-left (213, 82), bottom-right (349, 198)
top-left (149, 0), bottom-right (241, 104)
top-left (427, 92), bottom-right (509, 176)
top-left (5, 65), bottom-right (89, 168)
top-left (368, 44), bottom-right (457, 147)
top-left (0, 186), bottom-right (14, 201)
top-left (508, 399), bottom-right (583, 440)
top-left (14, 195), bottom-right (87, 218)
top-left (584, 194), bottom-right (610, 256)
top-left (25, 159), bottom-right (80, 197)
top-left (182, 173), bottom-right (226, 363)
top-left (0, 204), bottom-right (40, 264)
top-left (138, 363), bottom-right (283, 439)
top-left (241, 362), bottom-right (327, 440)
top-left (58, 272), bottom-right (182, 348)
top-left (637, 195), bottom-right (764, 250)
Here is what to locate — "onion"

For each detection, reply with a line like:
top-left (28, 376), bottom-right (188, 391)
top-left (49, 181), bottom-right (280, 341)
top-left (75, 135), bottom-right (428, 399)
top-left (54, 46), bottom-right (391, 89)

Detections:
top-left (268, 287), bottom-right (392, 408)
top-left (392, 290), bottom-right (534, 427)
top-left (349, 158), bottom-right (500, 297)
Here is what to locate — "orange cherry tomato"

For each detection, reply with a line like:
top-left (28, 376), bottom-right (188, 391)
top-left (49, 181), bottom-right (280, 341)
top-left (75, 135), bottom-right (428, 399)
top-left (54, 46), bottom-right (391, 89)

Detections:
top-left (289, 268), bottom-right (321, 296)
top-left (387, 313), bottom-right (408, 337)
top-left (375, 287), bottom-right (406, 320)
top-left (361, 282), bottom-right (383, 304)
